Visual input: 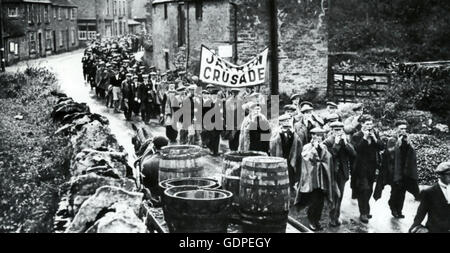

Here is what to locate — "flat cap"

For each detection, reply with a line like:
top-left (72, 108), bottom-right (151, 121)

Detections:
top-left (142, 74), bottom-right (149, 79)
top-left (329, 121), bottom-right (344, 129)
top-left (284, 104), bottom-right (297, 112)
top-left (290, 93), bottom-right (301, 101)
top-left (300, 102), bottom-right (314, 112)
top-left (202, 90), bottom-right (210, 95)
top-left (126, 73), bottom-right (133, 77)
top-left (132, 75), bottom-right (139, 79)
top-left (327, 102), bottom-right (338, 108)
top-left (279, 114), bottom-right (293, 127)
top-left (176, 86), bottom-right (186, 92)
top-left (230, 88), bottom-right (241, 93)
top-left (435, 161), bottom-right (450, 174)
top-left (310, 127), bottom-right (327, 135)
top-left (153, 136), bottom-right (169, 150)
top-left (150, 72), bottom-right (157, 75)
top-left (395, 120), bottom-right (408, 127)
top-left (206, 84), bottom-right (215, 90)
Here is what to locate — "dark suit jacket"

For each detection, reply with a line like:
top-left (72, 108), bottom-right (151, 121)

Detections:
top-left (410, 184), bottom-right (450, 233)
top-left (110, 75), bottom-right (122, 87)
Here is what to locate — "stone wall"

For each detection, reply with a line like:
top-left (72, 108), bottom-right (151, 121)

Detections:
top-left (234, 0), bottom-right (328, 97)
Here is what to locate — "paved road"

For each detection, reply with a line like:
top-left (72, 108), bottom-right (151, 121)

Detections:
top-left (6, 50), bottom-right (422, 233)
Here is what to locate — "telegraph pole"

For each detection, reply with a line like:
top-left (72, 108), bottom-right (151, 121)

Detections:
top-left (268, 0), bottom-right (278, 95)
top-left (0, 0), bottom-right (6, 72)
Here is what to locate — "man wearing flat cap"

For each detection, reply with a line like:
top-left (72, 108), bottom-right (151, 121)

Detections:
top-left (350, 114), bottom-right (385, 223)
top-left (225, 88), bottom-right (244, 151)
top-left (121, 73), bottom-right (134, 121)
top-left (270, 114), bottom-right (303, 192)
top-left (409, 161), bottom-right (450, 233)
top-left (294, 101), bottom-right (324, 144)
top-left (295, 127), bottom-right (335, 231)
top-left (323, 121), bottom-right (356, 227)
top-left (162, 84), bottom-right (180, 143)
top-left (140, 135), bottom-right (170, 197)
top-left (139, 74), bottom-right (153, 124)
top-left (374, 120), bottom-right (419, 218)
top-left (344, 103), bottom-right (364, 135)
top-left (238, 102), bottom-right (271, 154)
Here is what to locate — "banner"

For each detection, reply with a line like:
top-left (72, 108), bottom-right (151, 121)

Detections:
top-left (199, 45), bottom-right (269, 88)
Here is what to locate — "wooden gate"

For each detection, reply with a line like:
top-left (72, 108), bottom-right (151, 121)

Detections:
top-left (331, 72), bottom-right (391, 102)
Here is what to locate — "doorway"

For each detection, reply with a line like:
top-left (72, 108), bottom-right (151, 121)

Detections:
top-left (38, 33), bottom-right (43, 56)
top-left (52, 31), bottom-right (57, 53)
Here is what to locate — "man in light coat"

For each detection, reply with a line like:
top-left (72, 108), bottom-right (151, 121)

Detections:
top-left (295, 127), bottom-right (336, 231)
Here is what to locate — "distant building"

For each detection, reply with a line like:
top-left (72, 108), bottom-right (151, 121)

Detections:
top-left (71, 0), bottom-right (129, 43)
top-left (151, 0), bottom-right (237, 73)
top-left (2, 0), bottom-right (79, 65)
top-left (127, 0), bottom-right (151, 34)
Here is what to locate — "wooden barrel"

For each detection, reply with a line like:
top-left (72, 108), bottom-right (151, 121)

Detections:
top-left (159, 177), bottom-right (221, 199)
top-left (222, 151), bottom-right (268, 222)
top-left (163, 186), bottom-right (233, 233)
top-left (239, 156), bottom-right (290, 233)
top-left (158, 145), bottom-right (204, 182)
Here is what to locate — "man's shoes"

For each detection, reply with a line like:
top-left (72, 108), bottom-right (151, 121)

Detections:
top-left (308, 222), bottom-right (322, 231)
top-left (360, 214), bottom-right (369, 223)
top-left (398, 213), bottom-right (405, 219)
top-left (368, 214), bottom-right (373, 219)
top-left (329, 220), bottom-right (341, 227)
top-left (391, 210), bottom-right (400, 218)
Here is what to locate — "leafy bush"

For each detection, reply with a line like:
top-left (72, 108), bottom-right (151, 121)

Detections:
top-left (0, 67), bottom-right (71, 232)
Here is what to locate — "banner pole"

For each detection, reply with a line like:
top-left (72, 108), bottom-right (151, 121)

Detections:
top-left (268, 0), bottom-right (279, 96)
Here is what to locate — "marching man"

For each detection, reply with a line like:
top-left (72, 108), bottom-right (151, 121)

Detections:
top-left (270, 114), bottom-right (303, 193)
top-left (323, 121), bottom-right (356, 227)
top-left (295, 127), bottom-right (336, 231)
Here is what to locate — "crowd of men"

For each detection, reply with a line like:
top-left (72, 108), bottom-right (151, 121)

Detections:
top-left (81, 38), bottom-right (449, 233)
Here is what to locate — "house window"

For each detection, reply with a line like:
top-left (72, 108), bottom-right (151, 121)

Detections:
top-left (9, 41), bottom-right (19, 55)
top-left (53, 6), bottom-right (57, 19)
top-left (27, 5), bottom-right (31, 23)
top-left (37, 5), bottom-right (42, 23)
top-left (165, 52), bottom-right (170, 70)
top-left (123, 1), bottom-right (126, 16)
top-left (8, 7), bottom-right (19, 17)
top-left (178, 4), bottom-right (185, 47)
top-left (44, 6), bottom-right (49, 23)
top-left (107, 0), bottom-right (110, 15)
top-left (46, 31), bottom-right (52, 50)
top-left (78, 31), bottom-right (87, 40)
top-left (59, 31), bottom-right (64, 47)
top-left (71, 29), bottom-right (76, 44)
top-left (58, 8), bottom-right (62, 20)
top-left (195, 1), bottom-right (203, 20)
top-left (29, 32), bottom-right (37, 53)
top-left (88, 31), bottom-right (97, 40)
top-left (113, 1), bottom-right (117, 15)
top-left (65, 8), bottom-right (69, 19)
top-left (164, 4), bottom-right (168, 19)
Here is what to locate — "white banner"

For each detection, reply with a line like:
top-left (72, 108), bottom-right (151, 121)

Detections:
top-left (199, 45), bottom-right (268, 88)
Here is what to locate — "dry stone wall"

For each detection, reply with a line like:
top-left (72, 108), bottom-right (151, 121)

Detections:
top-left (50, 94), bottom-right (148, 233)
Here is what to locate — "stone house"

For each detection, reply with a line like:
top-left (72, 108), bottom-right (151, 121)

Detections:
top-left (127, 0), bottom-right (151, 34)
top-left (71, 0), bottom-right (129, 43)
top-left (2, 0), bottom-right (79, 66)
top-left (149, 0), bottom-right (328, 97)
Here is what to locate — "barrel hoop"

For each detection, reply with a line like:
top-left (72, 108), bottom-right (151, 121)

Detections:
top-left (159, 166), bottom-right (204, 172)
top-left (241, 164), bottom-right (288, 173)
top-left (240, 179), bottom-right (291, 186)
